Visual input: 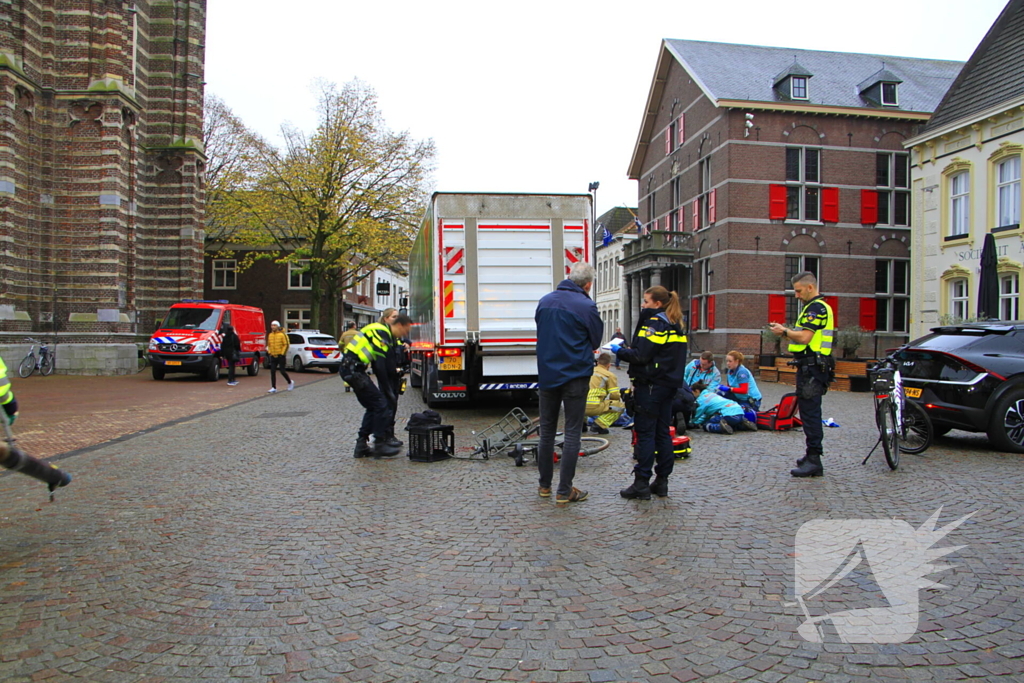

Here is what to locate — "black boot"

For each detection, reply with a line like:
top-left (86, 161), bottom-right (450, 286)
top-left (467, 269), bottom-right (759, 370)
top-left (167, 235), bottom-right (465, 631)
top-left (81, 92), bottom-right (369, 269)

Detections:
top-left (650, 476), bottom-right (668, 498)
top-left (790, 452), bottom-right (823, 477)
top-left (620, 473), bottom-right (651, 500)
top-left (354, 437), bottom-right (371, 458)
top-left (795, 455), bottom-right (807, 467)
top-left (373, 440), bottom-right (401, 459)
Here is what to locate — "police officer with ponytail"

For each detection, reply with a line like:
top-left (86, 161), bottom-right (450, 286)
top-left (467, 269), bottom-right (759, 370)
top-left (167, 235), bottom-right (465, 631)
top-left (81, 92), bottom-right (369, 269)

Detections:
top-left (769, 271), bottom-right (835, 477)
top-left (610, 286), bottom-right (688, 499)
top-left (340, 314), bottom-right (412, 459)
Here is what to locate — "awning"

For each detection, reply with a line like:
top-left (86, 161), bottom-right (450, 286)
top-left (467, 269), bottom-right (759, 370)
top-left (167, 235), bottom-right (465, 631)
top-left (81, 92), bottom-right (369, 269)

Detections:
top-left (345, 302), bottom-right (379, 314)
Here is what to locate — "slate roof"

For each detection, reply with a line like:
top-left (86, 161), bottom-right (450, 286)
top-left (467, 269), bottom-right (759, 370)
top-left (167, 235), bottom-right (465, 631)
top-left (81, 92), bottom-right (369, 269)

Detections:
top-left (596, 207), bottom-right (638, 236)
top-left (924, 0), bottom-right (1024, 131)
top-left (664, 39), bottom-right (962, 113)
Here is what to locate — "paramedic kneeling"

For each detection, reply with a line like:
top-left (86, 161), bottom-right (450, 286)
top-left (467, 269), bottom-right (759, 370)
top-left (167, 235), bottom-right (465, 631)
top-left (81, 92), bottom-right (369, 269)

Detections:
top-left (768, 271), bottom-right (835, 477)
top-left (340, 314), bottom-right (412, 459)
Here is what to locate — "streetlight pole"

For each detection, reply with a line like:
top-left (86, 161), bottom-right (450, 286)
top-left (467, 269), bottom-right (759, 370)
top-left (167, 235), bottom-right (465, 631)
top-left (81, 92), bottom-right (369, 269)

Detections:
top-left (588, 181), bottom-right (600, 263)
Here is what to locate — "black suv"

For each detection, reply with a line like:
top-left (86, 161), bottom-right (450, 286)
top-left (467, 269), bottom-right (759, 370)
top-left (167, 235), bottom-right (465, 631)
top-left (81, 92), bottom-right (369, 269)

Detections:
top-left (895, 322), bottom-right (1024, 453)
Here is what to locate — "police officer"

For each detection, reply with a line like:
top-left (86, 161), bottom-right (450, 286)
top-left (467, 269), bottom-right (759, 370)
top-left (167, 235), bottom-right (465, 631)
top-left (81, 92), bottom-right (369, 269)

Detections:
top-left (611, 285), bottom-right (688, 499)
top-left (1, 354), bottom-right (19, 427)
top-left (769, 271), bottom-right (835, 477)
top-left (340, 314), bottom-right (412, 459)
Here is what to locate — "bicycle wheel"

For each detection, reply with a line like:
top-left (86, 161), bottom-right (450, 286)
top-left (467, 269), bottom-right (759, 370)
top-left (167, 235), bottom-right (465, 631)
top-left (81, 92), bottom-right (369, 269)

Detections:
top-left (899, 400), bottom-right (933, 454)
top-left (40, 352), bottom-right (55, 376)
top-left (877, 399), bottom-right (900, 470)
top-left (18, 353), bottom-right (36, 378)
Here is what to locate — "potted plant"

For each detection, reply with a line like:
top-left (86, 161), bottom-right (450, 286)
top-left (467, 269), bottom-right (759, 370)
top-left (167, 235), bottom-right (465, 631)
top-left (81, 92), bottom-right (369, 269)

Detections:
top-left (759, 327), bottom-right (782, 367)
top-left (836, 325), bottom-right (867, 359)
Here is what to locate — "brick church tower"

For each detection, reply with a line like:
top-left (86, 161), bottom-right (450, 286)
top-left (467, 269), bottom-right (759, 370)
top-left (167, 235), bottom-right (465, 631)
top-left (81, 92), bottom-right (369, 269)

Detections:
top-left (0, 0), bottom-right (206, 368)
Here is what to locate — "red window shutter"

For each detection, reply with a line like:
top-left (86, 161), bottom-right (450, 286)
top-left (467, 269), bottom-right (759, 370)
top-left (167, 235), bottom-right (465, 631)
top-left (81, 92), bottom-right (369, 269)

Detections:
top-left (824, 296), bottom-right (839, 327)
top-left (665, 127), bottom-right (671, 155)
top-left (707, 295), bottom-right (716, 330)
top-left (692, 200), bottom-right (699, 231)
top-left (677, 115), bottom-right (685, 146)
top-left (691, 297), bottom-right (700, 328)
top-left (662, 215), bottom-right (669, 231)
top-left (859, 297), bottom-right (877, 331)
top-left (861, 189), bottom-right (878, 224)
top-left (708, 188), bottom-right (717, 223)
top-left (769, 184), bottom-right (788, 220)
top-left (768, 294), bottom-right (787, 324)
top-left (821, 187), bottom-right (839, 223)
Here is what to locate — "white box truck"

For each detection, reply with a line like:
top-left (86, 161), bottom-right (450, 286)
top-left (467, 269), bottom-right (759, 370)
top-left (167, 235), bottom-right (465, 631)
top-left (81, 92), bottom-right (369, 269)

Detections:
top-left (408, 192), bottom-right (594, 407)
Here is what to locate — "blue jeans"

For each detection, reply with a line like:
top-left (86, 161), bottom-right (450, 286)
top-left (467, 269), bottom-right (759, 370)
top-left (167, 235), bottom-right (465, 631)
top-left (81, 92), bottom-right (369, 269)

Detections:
top-left (632, 383), bottom-right (676, 480)
top-left (709, 413), bottom-right (745, 428)
top-left (538, 376), bottom-right (589, 496)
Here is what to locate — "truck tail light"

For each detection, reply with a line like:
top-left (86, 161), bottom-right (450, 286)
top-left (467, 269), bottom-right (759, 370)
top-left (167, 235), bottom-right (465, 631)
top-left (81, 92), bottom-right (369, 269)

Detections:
top-left (437, 348), bottom-right (462, 357)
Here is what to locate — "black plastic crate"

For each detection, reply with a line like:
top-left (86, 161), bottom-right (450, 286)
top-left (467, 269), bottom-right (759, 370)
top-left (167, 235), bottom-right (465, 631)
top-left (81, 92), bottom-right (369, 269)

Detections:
top-left (408, 425), bottom-right (454, 462)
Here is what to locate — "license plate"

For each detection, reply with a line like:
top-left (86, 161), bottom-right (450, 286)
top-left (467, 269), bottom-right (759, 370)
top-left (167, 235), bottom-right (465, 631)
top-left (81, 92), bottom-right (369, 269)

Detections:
top-left (166, 360), bottom-right (182, 366)
top-left (905, 387), bottom-right (922, 398)
top-left (439, 357), bottom-right (463, 371)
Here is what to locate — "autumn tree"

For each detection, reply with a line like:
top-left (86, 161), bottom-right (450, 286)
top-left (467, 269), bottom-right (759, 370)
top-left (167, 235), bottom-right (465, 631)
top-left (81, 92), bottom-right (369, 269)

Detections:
top-left (217, 80), bottom-right (435, 336)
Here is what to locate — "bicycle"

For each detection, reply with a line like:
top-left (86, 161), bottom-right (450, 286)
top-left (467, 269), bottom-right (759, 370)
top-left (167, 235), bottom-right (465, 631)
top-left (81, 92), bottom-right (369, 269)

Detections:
top-left (862, 348), bottom-right (933, 470)
top-left (18, 338), bottom-right (55, 378)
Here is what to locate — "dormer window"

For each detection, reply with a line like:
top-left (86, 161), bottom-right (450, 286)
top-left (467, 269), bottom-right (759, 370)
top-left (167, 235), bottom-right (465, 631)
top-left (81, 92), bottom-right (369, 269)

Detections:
top-left (773, 61), bottom-right (813, 102)
top-left (881, 82), bottom-right (898, 106)
top-left (858, 68), bottom-right (903, 108)
top-left (791, 76), bottom-right (808, 100)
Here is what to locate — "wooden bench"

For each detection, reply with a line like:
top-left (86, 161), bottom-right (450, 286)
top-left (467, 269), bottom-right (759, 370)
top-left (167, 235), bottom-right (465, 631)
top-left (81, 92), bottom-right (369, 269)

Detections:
top-left (758, 356), bottom-right (854, 391)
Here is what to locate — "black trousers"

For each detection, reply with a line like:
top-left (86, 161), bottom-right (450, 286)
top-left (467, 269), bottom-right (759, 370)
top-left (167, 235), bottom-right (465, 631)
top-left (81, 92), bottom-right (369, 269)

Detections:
top-left (796, 364), bottom-right (828, 455)
top-left (270, 355), bottom-right (291, 388)
top-left (342, 369), bottom-right (390, 441)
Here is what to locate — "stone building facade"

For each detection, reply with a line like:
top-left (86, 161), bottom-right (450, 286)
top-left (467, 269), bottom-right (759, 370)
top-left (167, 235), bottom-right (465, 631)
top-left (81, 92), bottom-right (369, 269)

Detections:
top-left (906, 0), bottom-right (1024, 337)
top-left (626, 40), bottom-right (962, 359)
top-left (0, 0), bottom-right (206, 371)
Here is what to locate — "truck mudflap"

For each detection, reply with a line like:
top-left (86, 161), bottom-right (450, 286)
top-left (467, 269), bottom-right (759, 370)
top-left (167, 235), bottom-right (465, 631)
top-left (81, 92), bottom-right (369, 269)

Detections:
top-left (479, 382), bottom-right (539, 390)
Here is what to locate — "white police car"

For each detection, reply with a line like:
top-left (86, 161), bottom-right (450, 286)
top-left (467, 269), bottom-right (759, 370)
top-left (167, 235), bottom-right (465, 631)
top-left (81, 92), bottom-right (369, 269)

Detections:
top-left (281, 329), bottom-right (342, 373)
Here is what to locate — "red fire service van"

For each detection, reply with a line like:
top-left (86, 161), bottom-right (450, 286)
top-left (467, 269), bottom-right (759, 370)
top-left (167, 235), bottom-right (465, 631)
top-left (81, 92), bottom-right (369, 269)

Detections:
top-left (147, 300), bottom-right (267, 381)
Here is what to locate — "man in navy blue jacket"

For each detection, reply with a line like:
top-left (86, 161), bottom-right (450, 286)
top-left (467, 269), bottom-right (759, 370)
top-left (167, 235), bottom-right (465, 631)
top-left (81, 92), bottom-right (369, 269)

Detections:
top-left (534, 262), bottom-right (603, 504)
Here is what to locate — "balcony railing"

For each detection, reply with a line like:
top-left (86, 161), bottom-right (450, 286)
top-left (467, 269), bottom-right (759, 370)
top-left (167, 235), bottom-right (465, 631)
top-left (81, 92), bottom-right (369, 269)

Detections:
top-left (621, 230), bottom-right (695, 262)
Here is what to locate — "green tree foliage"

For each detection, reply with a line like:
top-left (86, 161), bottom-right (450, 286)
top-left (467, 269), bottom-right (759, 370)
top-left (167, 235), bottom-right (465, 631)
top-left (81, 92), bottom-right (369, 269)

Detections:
top-left (207, 81), bottom-right (435, 336)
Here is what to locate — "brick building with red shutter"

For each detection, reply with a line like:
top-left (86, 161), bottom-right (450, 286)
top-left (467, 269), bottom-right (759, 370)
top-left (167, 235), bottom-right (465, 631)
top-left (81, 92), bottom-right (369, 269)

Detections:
top-left (0, 1), bottom-right (206, 373)
top-left (623, 40), bottom-right (962, 360)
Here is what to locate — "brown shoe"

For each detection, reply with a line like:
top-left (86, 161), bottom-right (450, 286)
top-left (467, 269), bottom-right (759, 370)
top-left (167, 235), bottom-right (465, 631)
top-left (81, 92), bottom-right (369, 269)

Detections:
top-left (538, 486), bottom-right (551, 498)
top-left (555, 487), bottom-right (588, 505)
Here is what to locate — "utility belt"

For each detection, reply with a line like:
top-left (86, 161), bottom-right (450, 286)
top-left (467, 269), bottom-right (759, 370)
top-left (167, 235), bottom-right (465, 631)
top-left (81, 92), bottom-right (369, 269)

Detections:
top-left (789, 353), bottom-right (835, 377)
top-left (340, 354), bottom-right (367, 378)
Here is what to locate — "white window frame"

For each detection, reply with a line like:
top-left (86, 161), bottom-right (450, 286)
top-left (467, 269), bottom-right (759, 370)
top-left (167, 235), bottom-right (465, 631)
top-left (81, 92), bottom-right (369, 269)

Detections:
top-left (875, 259), bottom-right (910, 333)
top-left (1000, 273), bottom-right (1019, 321)
top-left (785, 147), bottom-right (821, 222)
top-left (288, 260), bottom-right (312, 290)
top-left (950, 278), bottom-right (969, 320)
top-left (785, 255), bottom-right (820, 322)
top-left (791, 76), bottom-right (808, 100)
top-left (876, 153), bottom-right (910, 227)
top-left (997, 156), bottom-right (1021, 229)
top-left (284, 308), bottom-right (311, 330)
top-left (881, 82), bottom-right (899, 106)
top-left (698, 158), bottom-right (712, 229)
top-left (212, 259), bottom-right (237, 290)
top-left (950, 172), bottom-right (970, 237)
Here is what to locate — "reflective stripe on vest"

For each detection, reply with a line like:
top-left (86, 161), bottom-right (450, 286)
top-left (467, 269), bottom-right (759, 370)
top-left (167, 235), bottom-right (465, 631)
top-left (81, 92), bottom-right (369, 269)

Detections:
top-left (788, 297), bottom-right (835, 356)
top-left (0, 359), bottom-right (11, 405)
top-left (344, 323), bottom-right (393, 365)
top-left (637, 324), bottom-right (688, 346)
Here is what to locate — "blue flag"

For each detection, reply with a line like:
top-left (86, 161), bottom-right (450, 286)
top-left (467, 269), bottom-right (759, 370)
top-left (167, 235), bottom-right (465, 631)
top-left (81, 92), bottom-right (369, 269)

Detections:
top-left (601, 224), bottom-right (612, 246)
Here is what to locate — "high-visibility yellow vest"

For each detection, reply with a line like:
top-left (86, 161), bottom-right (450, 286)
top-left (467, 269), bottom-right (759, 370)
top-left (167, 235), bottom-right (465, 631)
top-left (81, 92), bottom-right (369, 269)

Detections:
top-left (0, 357), bottom-right (12, 406)
top-left (788, 296), bottom-right (835, 356)
top-left (344, 322), bottom-right (393, 365)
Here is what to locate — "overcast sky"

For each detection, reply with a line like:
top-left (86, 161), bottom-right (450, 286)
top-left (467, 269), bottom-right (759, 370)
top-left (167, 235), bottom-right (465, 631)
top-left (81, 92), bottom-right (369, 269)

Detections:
top-left (206, 0), bottom-right (1009, 218)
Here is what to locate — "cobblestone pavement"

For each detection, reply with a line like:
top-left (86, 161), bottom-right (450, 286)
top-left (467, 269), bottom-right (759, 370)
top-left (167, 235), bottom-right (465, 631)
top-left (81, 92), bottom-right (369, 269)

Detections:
top-left (1, 369), bottom-right (1022, 682)
top-left (7, 367), bottom-right (332, 458)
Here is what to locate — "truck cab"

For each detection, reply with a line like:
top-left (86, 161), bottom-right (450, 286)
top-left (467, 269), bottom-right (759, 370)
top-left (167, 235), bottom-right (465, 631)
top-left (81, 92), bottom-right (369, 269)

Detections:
top-left (147, 300), bottom-right (267, 381)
